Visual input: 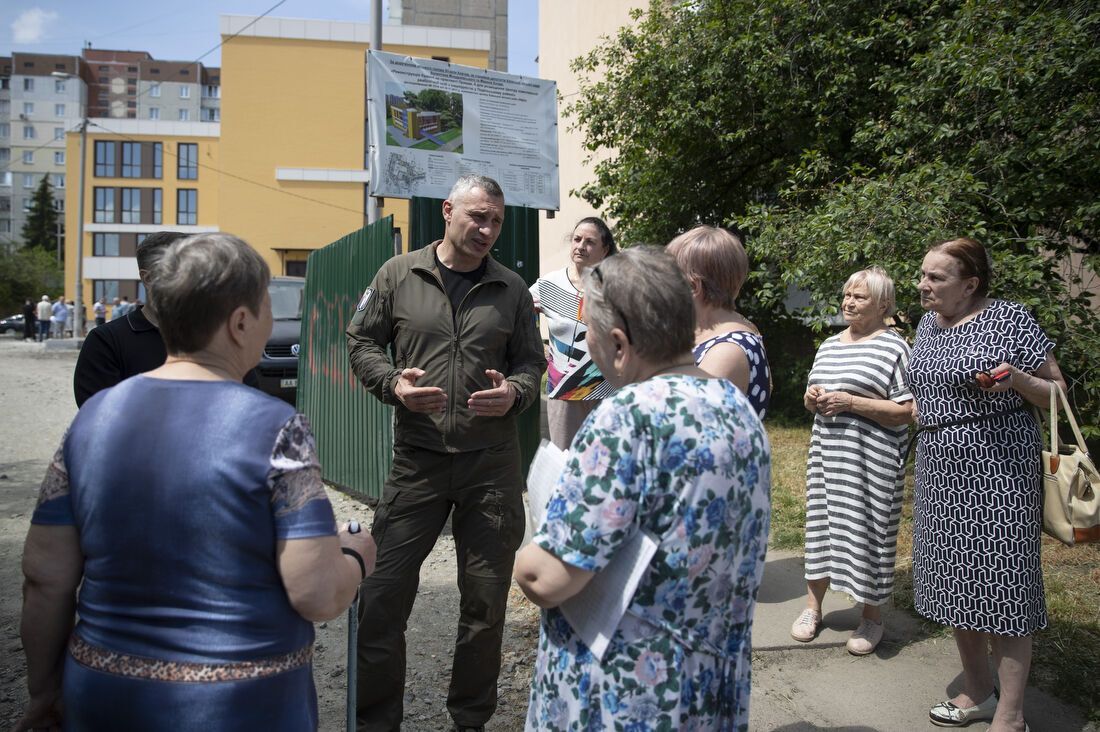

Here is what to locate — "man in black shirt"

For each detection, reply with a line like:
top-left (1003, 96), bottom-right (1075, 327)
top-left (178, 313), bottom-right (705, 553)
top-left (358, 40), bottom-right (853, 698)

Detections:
top-left (74, 232), bottom-right (187, 407)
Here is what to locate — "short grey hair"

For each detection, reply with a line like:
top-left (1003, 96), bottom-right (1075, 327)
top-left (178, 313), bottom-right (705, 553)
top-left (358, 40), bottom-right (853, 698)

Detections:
top-left (136, 231), bottom-right (188, 274)
top-left (582, 246), bottom-right (694, 362)
top-left (844, 265), bottom-right (896, 319)
top-left (152, 233), bottom-right (270, 354)
top-left (448, 174), bottom-right (504, 205)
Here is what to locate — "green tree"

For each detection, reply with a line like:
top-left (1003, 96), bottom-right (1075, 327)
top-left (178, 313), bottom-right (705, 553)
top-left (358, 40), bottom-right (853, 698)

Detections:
top-left (20, 175), bottom-right (62, 257)
top-left (0, 247), bottom-right (63, 315)
top-left (569, 0), bottom-right (1099, 434)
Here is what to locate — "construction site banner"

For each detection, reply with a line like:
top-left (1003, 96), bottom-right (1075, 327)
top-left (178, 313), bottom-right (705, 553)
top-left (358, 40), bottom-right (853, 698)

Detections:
top-left (368, 50), bottom-right (560, 210)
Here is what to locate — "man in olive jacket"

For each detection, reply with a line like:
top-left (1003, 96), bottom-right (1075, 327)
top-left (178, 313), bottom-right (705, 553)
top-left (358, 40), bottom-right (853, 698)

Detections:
top-left (346, 174), bottom-right (544, 732)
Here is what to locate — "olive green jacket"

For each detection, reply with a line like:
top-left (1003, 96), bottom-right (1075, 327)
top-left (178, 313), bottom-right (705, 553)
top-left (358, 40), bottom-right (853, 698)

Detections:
top-left (346, 241), bottom-right (546, 453)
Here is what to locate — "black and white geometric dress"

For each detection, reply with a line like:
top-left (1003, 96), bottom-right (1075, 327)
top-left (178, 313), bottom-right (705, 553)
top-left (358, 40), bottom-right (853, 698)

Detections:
top-left (804, 329), bottom-right (913, 606)
top-left (907, 300), bottom-right (1053, 636)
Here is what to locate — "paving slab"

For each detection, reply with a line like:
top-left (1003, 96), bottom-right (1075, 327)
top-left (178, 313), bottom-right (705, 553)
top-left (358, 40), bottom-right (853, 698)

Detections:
top-left (748, 550), bottom-right (1093, 732)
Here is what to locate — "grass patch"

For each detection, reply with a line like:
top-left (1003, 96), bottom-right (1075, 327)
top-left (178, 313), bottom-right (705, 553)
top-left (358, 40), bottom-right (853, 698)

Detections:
top-left (765, 421), bottom-right (1100, 722)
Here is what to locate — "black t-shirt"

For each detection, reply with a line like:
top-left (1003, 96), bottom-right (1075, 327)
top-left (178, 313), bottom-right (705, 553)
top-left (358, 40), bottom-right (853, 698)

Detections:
top-left (436, 253), bottom-right (487, 319)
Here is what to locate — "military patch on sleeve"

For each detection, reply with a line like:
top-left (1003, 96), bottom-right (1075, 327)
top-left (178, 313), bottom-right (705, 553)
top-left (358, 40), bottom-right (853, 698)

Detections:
top-left (356, 287), bottom-right (375, 311)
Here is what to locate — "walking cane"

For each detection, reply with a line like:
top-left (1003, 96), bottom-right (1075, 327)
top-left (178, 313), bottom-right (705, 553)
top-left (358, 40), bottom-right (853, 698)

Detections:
top-left (346, 520), bottom-right (361, 732)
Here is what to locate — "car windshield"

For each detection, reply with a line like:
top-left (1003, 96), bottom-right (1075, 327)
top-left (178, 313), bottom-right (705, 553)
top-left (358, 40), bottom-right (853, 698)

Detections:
top-left (269, 281), bottom-right (303, 320)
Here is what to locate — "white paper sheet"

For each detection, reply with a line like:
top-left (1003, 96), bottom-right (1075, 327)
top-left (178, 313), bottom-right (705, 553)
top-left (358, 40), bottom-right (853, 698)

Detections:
top-left (526, 439), bottom-right (566, 533)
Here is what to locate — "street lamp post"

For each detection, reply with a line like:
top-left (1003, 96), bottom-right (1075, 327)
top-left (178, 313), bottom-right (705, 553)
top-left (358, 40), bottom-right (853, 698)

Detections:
top-left (73, 117), bottom-right (87, 338)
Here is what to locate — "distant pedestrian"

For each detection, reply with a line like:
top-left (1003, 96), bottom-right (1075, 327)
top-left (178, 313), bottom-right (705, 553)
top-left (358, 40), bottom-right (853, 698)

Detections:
top-left (114, 296), bottom-right (134, 321)
top-left (22, 299), bottom-right (36, 341)
top-left (36, 296), bottom-right (52, 341)
top-left (50, 297), bottom-right (68, 339)
top-left (93, 298), bottom-right (107, 328)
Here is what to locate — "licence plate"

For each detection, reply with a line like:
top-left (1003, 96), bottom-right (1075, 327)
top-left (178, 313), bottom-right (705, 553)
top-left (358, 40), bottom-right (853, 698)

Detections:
top-left (280, 378), bottom-right (298, 389)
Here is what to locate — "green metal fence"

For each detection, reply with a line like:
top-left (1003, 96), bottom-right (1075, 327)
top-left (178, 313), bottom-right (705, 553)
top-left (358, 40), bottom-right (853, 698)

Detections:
top-left (409, 197), bottom-right (542, 471)
top-left (299, 217), bottom-right (395, 498)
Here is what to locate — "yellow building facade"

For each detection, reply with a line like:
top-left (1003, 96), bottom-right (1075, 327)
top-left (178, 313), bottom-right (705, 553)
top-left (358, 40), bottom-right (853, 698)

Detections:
top-left (65, 15), bottom-right (490, 319)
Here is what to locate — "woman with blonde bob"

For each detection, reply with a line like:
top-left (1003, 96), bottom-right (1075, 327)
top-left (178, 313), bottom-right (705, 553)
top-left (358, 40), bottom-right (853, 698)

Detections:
top-left (792, 266), bottom-right (914, 656)
top-left (667, 225), bottom-right (771, 417)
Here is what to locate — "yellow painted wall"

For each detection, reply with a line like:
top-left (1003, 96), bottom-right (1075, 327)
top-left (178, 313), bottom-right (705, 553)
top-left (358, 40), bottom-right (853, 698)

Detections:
top-left (63, 129), bottom-right (220, 319)
top-left (220, 36), bottom-right (488, 271)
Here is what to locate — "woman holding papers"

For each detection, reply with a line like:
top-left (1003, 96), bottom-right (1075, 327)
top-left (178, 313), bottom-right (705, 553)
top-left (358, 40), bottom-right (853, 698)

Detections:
top-left (530, 217), bottom-right (618, 449)
top-left (515, 246), bottom-right (771, 731)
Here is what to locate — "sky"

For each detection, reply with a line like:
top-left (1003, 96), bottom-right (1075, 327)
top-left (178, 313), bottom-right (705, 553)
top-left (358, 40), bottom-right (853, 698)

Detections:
top-left (2, 0), bottom-right (539, 77)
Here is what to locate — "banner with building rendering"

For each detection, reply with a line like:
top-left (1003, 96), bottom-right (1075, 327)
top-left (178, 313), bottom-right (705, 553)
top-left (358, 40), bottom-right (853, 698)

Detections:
top-left (368, 50), bottom-right (560, 210)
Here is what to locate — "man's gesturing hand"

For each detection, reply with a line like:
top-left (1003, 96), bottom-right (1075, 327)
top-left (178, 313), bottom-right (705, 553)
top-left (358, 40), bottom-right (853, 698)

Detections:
top-left (393, 368), bottom-right (447, 413)
top-left (468, 369), bottom-right (516, 417)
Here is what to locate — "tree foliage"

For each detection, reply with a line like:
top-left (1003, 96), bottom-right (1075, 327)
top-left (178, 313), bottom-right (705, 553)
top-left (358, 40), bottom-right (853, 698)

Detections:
top-left (20, 175), bottom-right (61, 256)
top-left (0, 247), bottom-right (63, 316)
top-left (569, 0), bottom-right (1100, 434)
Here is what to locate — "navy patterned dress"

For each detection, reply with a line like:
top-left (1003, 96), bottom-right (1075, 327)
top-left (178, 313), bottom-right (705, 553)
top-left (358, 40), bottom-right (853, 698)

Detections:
top-left (32, 376), bottom-right (337, 730)
top-left (693, 330), bottom-right (771, 418)
top-left (907, 300), bottom-right (1053, 636)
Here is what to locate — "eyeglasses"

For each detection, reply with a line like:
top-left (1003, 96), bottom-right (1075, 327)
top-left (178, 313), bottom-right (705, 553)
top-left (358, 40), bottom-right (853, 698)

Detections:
top-left (591, 265), bottom-right (633, 344)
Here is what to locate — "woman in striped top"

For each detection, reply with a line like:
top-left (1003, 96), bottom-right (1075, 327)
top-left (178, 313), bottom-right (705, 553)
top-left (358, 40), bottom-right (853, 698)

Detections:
top-left (530, 217), bottom-right (618, 449)
top-left (790, 266), bottom-right (915, 656)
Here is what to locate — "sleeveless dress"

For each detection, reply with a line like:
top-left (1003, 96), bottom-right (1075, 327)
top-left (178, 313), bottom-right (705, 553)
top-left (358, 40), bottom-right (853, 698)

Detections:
top-left (907, 300), bottom-right (1053, 635)
top-left (803, 330), bottom-right (912, 605)
top-left (693, 330), bottom-right (771, 418)
top-left (32, 376), bottom-right (337, 730)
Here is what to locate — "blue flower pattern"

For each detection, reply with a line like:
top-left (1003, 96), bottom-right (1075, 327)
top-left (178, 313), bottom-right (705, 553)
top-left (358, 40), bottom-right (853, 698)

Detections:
top-left (527, 375), bottom-right (771, 731)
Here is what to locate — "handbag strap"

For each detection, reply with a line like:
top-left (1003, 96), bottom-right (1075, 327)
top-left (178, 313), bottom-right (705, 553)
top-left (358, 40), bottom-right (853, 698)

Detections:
top-left (1048, 381), bottom-right (1090, 457)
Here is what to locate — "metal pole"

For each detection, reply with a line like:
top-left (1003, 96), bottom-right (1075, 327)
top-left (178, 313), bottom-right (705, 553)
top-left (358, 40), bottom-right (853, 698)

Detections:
top-left (367, 0), bottom-right (383, 225)
top-left (74, 118), bottom-right (88, 339)
top-left (345, 520), bottom-right (362, 732)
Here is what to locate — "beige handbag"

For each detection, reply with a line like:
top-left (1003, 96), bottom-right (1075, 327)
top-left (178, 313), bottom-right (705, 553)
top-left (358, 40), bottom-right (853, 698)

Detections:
top-left (1040, 382), bottom-right (1100, 546)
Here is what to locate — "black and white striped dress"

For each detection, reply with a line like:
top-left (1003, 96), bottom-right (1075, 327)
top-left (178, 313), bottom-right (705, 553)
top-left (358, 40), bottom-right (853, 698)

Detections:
top-left (804, 330), bottom-right (913, 606)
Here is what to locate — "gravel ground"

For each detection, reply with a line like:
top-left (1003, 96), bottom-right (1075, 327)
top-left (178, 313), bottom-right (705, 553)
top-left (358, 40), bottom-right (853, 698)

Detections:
top-left (0, 336), bottom-right (539, 731)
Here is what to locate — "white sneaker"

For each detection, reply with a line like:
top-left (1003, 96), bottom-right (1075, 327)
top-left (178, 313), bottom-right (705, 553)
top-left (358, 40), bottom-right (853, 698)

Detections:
top-left (846, 618), bottom-right (884, 656)
top-left (790, 608), bottom-right (821, 642)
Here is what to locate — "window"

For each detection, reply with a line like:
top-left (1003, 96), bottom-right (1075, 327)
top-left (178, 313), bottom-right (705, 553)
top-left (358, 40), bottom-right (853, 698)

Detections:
top-left (22, 197), bottom-right (32, 212)
top-left (94, 141), bottom-right (116, 177)
top-left (54, 127), bottom-right (64, 141)
top-left (23, 78), bottom-right (34, 91)
top-left (180, 86), bottom-right (191, 99)
top-left (0, 123), bottom-right (8, 137)
top-left (150, 84), bottom-right (161, 98)
top-left (0, 172), bottom-right (11, 187)
top-left (54, 151), bottom-right (65, 165)
top-left (0, 100), bottom-right (7, 114)
top-left (177, 143), bottom-right (198, 180)
top-left (152, 188), bottom-right (162, 224)
top-left (94, 188), bottom-right (115, 223)
top-left (127, 66), bottom-right (138, 73)
top-left (200, 107), bottom-right (220, 122)
top-left (148, 107), bottom-right (160, 120)
top-left (23, 126), bottom-right (35, 140)
top-left (0, 219), bottom-right (10, 234)
top-left (203, 85), bottom-right (220, 98)
top-left (93, 234), bottom-right (120, 257)
top-left (53, 174), bottom-right (65, 189)
top-left (0, 149), bottom-right (8, 163)
top-left (152, 143), bottom-right (163, 178)
top-left (177, 189), bottom-right (197, 225)
top-left (53, 197), bottom-right (64, 211)
top-left (22, 150), bottom-right (33, 164)
top-left (23, 102), bottom-right (34, 115)
top-left (0, 78), bottom-right (7, 90)
top-left (55, 103), bottom-right (65, 117)
top-left (94, 281), bottom-right (120, 302)
top-left (121, 143), bottom-right (142, 177)
top-left (120, 188), bottom-right (141, 223)
top-left (23, 174), bottom-right (35, 189)
top-left (178, 109), bottom-right (190, 122)
top-left (54, 79), bottom-right (66, 93)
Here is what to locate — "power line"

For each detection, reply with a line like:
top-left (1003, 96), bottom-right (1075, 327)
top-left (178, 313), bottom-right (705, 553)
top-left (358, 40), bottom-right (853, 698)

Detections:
top-left (87, 121), bottom-right (369, 217)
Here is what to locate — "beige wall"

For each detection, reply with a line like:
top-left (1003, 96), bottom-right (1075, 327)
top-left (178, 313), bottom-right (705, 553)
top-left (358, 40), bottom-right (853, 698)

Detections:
top-left (537, 0), bottom-right (645, 278)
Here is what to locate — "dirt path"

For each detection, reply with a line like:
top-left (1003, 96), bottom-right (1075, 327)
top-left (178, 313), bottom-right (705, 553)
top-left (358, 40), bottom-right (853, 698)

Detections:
top-left (0, 338), bottom-right (538, 731)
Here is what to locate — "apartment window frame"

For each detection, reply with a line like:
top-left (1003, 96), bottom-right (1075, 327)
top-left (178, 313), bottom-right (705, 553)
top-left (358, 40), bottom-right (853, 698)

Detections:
top-left (54, 79), bottom-right (66, 93)
top-left (94, 141), bottom-right (116, 177)
top-left (22, 150), bottom-right (33, 165)
top-left (55, 103), bottom-right (65, 117)
top-left (178, 109), bottom-right (190, 122)
top-left (0, 123), bottom-right (8, 137)
top-left (150, 84), bottom-right (161, 98)
top-left (23, 102), bottom-right (34, 116)
top-left (23, 174), bottom-right (35, 189)
top-left (120, 187), bottom-right (142, 223)
top-left (180, 86), bottom-right (191, 99)
top-left (148, 107), bottom-right (160, 120)
top-left (152, 143), bottom-right (163, 179)
top-left (121, 142), bottom-right (142, 178)
top-left (53, 127), bottom-right (64, 141)
top-left (53, 174), bottom-right (65, 189)
top-left (54, 151), bottom-right (65, 165)
top-left (93, 233), bottom-right (120, 257)
top-left (93, 187), bottom-right (115, 223)
top-left (23, 126), bottom-right (35, 140)
top-left (23, 78), bottom-right (34, 91)
top-left (152, 188), bottom-right (163, 225)
top-left (177, 189), bottom-right (197, 225)
top-left (177, 143), bottom-right (198, 180)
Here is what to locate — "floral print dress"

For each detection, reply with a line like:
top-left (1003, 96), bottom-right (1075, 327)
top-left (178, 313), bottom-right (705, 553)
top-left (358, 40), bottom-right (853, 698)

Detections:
top-left (527, 374), bottom-right (771, 731)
